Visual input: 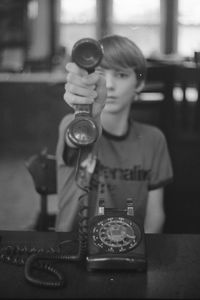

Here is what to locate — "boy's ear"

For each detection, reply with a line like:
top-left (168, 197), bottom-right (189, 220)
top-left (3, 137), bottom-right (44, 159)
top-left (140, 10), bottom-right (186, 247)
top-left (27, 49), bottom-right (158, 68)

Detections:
top-left (136, 80), bottom-right (145, 93)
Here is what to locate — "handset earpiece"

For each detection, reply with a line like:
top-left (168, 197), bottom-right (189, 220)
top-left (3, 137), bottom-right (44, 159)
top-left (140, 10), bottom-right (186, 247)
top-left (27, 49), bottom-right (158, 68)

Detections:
top-left (66, 38), bottom-right (104, 147)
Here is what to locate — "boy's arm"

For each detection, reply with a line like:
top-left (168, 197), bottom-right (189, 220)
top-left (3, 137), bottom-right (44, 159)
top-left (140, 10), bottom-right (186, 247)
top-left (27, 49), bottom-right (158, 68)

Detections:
top-left (144, 188), bottom-right (165, 233)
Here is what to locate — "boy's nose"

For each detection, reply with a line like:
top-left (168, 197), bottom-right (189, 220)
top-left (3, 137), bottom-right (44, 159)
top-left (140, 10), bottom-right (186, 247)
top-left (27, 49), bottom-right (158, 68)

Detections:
top-left (105, 72), bottom-right (115, 89)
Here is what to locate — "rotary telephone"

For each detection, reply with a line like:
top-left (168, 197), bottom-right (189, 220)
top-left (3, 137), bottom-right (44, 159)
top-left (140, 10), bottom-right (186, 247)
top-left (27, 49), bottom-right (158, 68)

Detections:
top-left (0, 39), bottom-right (147, 289)
top-left (87, 198), bottom-right (147, 272)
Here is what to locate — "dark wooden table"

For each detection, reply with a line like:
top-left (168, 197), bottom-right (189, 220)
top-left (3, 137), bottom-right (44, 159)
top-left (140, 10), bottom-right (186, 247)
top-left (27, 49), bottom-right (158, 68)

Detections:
top-left (0, 231), bottom-right (200, 298)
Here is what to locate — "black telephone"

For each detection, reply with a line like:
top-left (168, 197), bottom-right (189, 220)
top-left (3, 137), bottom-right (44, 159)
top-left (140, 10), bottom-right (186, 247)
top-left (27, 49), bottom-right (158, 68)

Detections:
top-left (87, 198), bottom-right (146, 272)
top-left (0, 39), bottom-right (147, 289)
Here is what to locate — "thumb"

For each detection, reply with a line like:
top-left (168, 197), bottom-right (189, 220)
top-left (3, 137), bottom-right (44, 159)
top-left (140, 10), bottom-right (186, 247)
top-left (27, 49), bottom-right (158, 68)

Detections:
top-left (92, 75), bottom-right (107, 117)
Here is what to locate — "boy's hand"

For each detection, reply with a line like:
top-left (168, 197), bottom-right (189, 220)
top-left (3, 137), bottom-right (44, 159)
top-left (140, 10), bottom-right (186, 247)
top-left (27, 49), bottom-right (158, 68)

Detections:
top-left (64, 62), bottom-right (107, 119)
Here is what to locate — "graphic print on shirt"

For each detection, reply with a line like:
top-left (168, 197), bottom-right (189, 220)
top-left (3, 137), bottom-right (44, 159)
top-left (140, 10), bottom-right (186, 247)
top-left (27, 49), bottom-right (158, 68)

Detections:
top-left (90, 159), bottom-right (151, 196)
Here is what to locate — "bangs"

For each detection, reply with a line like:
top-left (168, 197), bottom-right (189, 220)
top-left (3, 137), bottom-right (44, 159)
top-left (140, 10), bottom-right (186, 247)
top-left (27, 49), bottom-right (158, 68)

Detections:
top-left (99, 35), bottom-right (146, 80)
top-left (101, 42), bottom-right (136, 70)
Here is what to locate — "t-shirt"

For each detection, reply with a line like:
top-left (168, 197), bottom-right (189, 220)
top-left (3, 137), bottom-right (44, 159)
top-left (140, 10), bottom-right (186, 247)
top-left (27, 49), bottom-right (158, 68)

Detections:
top-left (55, 114), bottom-right (173, 232)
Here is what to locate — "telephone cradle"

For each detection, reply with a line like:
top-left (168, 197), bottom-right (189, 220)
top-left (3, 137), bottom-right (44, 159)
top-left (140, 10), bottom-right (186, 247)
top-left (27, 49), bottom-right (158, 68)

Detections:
top-left (86, 198), bottom-right (147, 272)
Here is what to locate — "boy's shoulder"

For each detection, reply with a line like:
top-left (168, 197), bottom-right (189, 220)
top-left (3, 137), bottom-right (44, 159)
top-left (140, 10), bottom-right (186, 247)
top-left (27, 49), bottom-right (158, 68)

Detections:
top-left (132, 120), bottom-right (166, 143)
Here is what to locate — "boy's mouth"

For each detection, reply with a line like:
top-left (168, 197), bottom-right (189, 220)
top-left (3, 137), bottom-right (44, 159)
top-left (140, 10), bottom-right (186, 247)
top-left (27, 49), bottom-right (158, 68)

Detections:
top-left (106, 96), bottom-right (116, 101)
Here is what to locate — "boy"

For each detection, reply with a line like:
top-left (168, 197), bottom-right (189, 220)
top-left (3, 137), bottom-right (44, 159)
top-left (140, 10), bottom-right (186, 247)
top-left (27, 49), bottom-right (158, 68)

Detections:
top-left (55, 35), bottom-right (173, 233)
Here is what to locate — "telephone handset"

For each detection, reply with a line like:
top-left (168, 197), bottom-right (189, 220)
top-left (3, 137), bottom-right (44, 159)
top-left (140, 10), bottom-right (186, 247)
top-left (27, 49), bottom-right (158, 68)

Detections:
top-left (87, 198), bottom-right (147, 272)
top-left (66, 38), bottom-right (104, 147)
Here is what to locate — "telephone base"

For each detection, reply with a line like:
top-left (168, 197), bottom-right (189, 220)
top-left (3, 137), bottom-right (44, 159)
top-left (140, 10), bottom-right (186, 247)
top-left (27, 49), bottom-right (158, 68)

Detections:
top-left (86, 200), bottom-right (147, 272)
top-left (86, 254), bottom-right (147, 272)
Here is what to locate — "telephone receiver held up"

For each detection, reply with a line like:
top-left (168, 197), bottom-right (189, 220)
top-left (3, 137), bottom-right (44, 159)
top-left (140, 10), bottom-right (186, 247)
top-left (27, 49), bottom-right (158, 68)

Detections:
top-left (66, 38), bottom-right (104, 147)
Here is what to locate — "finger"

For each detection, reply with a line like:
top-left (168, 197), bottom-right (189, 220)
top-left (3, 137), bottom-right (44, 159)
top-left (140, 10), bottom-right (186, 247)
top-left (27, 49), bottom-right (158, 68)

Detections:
top-left (92, 75), bottom-right (107, 117)
top-left (64, 82), bottom-right (97, 99)
top-left (66, 72), bottom-right (96, 90)
top-left (81, 72), bottom-right (101, 86)
top-left (95, 75), bottom-right (107, 105)
top-left (64, 91), bottom-right (94, 106)
top-left (66, 62), bottom-right (88, 76)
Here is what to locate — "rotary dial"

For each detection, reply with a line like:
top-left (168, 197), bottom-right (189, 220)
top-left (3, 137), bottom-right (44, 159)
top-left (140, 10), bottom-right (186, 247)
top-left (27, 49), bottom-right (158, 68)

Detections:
top-left (92, 217), bottom-right (141, 253)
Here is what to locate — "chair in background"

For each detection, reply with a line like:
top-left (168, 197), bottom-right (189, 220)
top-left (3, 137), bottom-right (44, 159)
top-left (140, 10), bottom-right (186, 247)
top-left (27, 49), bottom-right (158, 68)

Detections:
top-left (25, 148), bottom-right (57, 231)
top-left (164, 63), bottom-right (200, 233)
top-left (132, 62), bottom-right (200, 233)
top-left (172, 63), bottom-right (200, 137)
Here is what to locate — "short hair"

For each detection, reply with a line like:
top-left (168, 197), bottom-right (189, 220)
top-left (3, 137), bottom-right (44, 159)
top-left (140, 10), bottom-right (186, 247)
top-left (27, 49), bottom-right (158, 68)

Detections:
top-left (99, 35), bottom-right (146, 84)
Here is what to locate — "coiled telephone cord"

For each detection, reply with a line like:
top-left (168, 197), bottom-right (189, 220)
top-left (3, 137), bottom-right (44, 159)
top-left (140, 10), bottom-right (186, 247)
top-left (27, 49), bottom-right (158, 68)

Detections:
top-left (24, 185), bottom-right (89, 288)
top-left (0, 148), bottom-right (90, 289)
top-left (0, 194), bottom-right (88, 289)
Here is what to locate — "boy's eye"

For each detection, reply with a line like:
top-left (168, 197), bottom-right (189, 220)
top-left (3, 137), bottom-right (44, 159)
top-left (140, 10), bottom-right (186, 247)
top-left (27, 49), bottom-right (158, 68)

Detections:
top-left (116, 72), bottom-right (129, 78)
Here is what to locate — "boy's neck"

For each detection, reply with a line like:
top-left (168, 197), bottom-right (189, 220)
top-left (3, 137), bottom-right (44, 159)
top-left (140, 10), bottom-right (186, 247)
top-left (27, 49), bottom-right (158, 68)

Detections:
top-left (101, 110), bottom-right (130, 136)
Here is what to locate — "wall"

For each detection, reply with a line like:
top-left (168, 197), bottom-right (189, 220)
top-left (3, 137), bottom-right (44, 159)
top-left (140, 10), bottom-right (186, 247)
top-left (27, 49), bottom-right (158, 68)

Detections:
top-left (0, 79), bottom-right (69, 157)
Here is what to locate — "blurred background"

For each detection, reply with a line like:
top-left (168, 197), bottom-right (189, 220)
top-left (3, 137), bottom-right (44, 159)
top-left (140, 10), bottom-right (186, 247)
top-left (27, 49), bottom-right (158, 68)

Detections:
top-left (0, 0), bottom-right (200, 232)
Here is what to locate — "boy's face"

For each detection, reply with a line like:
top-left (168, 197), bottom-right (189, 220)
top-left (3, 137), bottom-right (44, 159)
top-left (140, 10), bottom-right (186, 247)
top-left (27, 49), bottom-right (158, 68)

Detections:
top-left (97, 67), bottom-right (138, 114)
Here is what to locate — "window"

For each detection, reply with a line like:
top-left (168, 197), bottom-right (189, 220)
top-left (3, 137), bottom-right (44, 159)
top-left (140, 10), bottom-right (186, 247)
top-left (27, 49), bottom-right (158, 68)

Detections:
top-left (112, 0), bottom-right (160, 56)
top-left (59, 0), bottom-right (160, 57)
top-left (60, 0), bottom-right (96, 54)
top-left (178, 0), bottom-right (200, 57)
